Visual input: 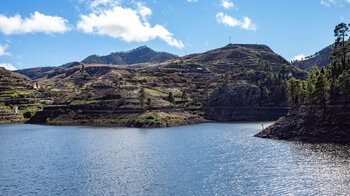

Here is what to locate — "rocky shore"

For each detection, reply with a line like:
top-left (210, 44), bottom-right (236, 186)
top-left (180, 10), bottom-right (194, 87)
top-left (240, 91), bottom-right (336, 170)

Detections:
top-left (255, 104), bottom-right (350, 143)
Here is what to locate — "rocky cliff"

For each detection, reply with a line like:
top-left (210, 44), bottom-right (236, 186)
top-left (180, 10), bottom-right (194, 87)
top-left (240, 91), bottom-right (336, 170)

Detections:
top-left (255, 105), bottom-right (350, 143)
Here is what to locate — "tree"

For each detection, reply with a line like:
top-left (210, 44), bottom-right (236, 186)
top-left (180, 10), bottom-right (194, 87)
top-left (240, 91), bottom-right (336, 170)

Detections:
top-left (167, 91), bottom-right (175, 104)
top-left (331, 23), bottom-right (350, 72)
top-left (146, 97), bottom-right (152, 107)
top-left (139, 87), bottom-right (146, 109)
top-left (314, 68), bottom-right (329, 107)
top-left (287, 77), bottom-right (303, 106)
top-left (304, 66), bottom-right (319, 103)
top-left (279, 64), bottom-right (290, 79)
top-left (336, 70), bottom-right (350, 102)
top-left (181, 90), bottom-right (188, 101)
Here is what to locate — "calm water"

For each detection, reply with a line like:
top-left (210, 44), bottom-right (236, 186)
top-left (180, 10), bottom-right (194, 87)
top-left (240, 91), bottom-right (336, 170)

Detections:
top-left (0, 123), bottom-right (350, 195)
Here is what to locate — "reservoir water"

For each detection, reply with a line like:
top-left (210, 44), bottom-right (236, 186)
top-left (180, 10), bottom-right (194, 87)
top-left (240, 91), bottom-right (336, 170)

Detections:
top-left (0, 123), bottom-right (350, 195)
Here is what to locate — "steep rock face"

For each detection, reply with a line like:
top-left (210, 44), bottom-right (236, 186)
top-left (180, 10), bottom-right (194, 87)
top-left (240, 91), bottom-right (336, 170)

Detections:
top-left (292, 44), bottom-right (333, 71)
top-left (255, 105), bottom-right (350, 143)
top-left (205, 83), bottom-right (289, 121)
top-left (208, 84), bottom-right (261, 107)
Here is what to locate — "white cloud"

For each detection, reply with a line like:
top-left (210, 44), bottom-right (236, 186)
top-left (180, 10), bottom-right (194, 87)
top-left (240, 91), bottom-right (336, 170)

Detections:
top-left (291, 54), bottom-right (307, 62)
top-left (0, 63), bottom-right (16, 71)
top-left (321, 0), bottom-right (350, 6)
top-left (187, 0), bottom-right (198, 2)
top-left (90, 0), bottom-right (120, 8)
top-left (77, 5), bottom-right (184, 48)
top-left (0, 11), bottom-right (70, 35)
top-left (0, 44), bottom-right (10, 56)
top-left (220, 0), bottom-right (234, 9)
top-left (216, 12), bottom-right (257, 31)
top-left (321, 0), bottom-right (336, 6)
top-left (136, 2), bottom-right (152, 21)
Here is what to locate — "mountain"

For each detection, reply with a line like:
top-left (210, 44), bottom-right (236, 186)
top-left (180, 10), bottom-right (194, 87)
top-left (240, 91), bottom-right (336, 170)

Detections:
top-left (182, 44), bottom-right (288, 67)
top-left (15, 66), bottom-right (57, 80)
top-left (24, 44), bottom-right (306, 127)
top-left (15, 46), bottom-right (178, 80)
top-left (292, 44), bottom-right (333, 71)
top-left (82, 46), bottom-right (178, 65)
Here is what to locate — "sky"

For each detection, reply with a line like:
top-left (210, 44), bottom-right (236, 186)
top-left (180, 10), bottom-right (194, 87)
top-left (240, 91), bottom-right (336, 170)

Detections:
top-left (0, 0), bottom-right (350, 70)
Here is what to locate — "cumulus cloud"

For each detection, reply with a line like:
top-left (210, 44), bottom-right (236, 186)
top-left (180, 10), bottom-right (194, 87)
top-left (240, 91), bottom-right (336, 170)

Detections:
top-left (291, 54), bottom-right (307, 62)
top-left (0, 63), bottom-right (16, 71)
top-left (0, 12), bottom-right (70, 35)
top-left (220, 0), bottom-right (234, 9)
top-left (216, 12), bottom-right (256, 31)
top-left (0, 44), bottom-right (10, 56)
top-left (77, 4), bottom-right (184, 48)
top-left (187, 0), bottom-right (198, 2)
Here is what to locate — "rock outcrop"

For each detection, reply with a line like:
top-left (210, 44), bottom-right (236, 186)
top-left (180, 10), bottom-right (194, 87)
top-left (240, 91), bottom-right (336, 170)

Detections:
top-left (255, 105), bottom-right (350, 143)
top-left (205, 83), bottom-right (289, 121)
top-left (208, 83), bottom-right (261, 107)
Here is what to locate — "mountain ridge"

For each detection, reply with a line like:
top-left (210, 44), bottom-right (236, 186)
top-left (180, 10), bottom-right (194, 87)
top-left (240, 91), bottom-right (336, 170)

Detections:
top-left (292, 44), bottom-right (333, 71)
top-left (81, 46), bottom-right (178, 65)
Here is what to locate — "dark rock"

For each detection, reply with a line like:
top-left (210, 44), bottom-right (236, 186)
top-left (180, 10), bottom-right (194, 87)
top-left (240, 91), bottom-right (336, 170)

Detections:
top-left (255, 105), bottom-right (350, 143)
top-left (208, 83), bottom-right (261, 107)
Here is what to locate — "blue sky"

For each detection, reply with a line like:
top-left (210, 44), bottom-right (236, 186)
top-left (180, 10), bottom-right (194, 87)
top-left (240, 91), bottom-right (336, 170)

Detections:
top-left (0, 0), bottom-right (349, 70)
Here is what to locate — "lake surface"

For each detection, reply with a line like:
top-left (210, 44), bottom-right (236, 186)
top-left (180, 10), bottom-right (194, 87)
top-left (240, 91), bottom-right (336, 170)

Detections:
top-left (0, 123), bottom-right (350, 195)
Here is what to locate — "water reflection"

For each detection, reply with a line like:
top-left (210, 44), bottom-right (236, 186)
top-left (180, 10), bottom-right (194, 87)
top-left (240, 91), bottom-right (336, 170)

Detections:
top-left (0, 123), bottom-right (349, 195)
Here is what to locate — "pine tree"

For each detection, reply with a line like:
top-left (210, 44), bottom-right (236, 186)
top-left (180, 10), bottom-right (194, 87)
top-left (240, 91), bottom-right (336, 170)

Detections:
top-left (305, 66), bottom-right (319, 104)
top-left (287, 77), bottom-right (302, 106)
top-left (139, 87), bottom-right (146, 109)
top-left (168, 91), bottom-right (175, 104)
top-left (181, 90), bottom-right (188, 101)
top-left (337, 70), bottom-right (350, 101)
top-left (146, 97), bottom-right (152, 107)
top-left (314, 68), bottom-right (329, 107)
top-left (331, 23), bottom-right (350, 72)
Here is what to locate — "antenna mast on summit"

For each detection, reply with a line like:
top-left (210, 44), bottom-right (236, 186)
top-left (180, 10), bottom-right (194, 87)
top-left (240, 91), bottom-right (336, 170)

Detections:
top-left (229, 36), bottom-right (231, 44)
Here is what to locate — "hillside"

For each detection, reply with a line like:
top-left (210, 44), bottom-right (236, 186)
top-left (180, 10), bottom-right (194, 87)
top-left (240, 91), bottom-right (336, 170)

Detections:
top-left (0, 67), bottom-right (49, 123)
top-left (13, 44), bottom-right (306, 127)
top-left (255, 24), bottom-right (350, 143)
top-left (292, 44), bottom-right (333, 71)
top-left (82, 46), bottom-right (178, 65)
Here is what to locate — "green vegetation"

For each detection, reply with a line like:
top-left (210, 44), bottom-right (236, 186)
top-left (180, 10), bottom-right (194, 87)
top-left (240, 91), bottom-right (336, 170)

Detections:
top-left (129, 112), bottom-right (163, 127)
top-left (144, 88), bottom-right (167, 97)
top-left (286, 23), bottom-right (350, 107)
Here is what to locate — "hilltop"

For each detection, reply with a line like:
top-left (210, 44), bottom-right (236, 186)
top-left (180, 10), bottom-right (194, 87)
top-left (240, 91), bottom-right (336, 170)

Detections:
top-left (82, 46), bottom-right (178, 65)
top-left (16, 46), bottom-right (178, 80)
